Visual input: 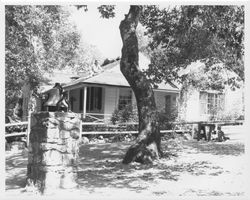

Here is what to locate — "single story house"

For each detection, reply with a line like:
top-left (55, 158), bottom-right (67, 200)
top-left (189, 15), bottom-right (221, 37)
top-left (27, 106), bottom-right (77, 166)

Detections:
top-left (39, 56), bottom-right (244, 123)
top-left (178, 61), bottom-right (244, 122)
top-left (61, 58), bottom-right (180, 121)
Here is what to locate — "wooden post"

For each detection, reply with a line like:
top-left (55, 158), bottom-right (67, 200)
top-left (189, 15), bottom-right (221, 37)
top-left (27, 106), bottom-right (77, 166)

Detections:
top-left (67, 90), bottom-right (70, 111)
top-left (27, 111), bottom-right (31, 147)
top-left (79, 116), bottom-right (83, 140)
top-left (83, 86), bottom-right (87, 119)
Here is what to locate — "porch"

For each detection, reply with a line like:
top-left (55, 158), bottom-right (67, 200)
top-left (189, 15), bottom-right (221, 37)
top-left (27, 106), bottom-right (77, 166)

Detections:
top-left (64, 84), bottom-right (179, 123)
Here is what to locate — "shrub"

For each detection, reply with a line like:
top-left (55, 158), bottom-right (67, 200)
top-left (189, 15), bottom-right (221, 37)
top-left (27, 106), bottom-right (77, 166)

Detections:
top-left (110, 104), bottom-right (138, 124)
top-left (158, 107), bottom-right (178, 130)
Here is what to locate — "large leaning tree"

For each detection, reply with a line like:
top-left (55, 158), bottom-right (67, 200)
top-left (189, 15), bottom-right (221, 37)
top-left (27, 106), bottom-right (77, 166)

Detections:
top-left (79, 4), bottom-right (244, 164)
top-left (119, 6), bottom-right (163, 164)
top-left (98, 5), bottom-right (244, 164)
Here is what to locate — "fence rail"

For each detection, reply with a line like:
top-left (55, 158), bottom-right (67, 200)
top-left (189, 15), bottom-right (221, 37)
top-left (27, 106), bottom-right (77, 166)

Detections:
top-left (81, 129), bottom-right (186, 135)
top-left (5, 119), bottom-right (244, 139)
top-left (5, 121), bottom-right (28, 127)
top-left (5, 132), bottom-right (27, 138)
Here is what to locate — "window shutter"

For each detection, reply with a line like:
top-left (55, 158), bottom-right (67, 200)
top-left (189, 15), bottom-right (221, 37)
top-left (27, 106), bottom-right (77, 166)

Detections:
top-left (200, 92), bottom-right (207, 115)
top-left (97, 87), bottom-right (102, 110)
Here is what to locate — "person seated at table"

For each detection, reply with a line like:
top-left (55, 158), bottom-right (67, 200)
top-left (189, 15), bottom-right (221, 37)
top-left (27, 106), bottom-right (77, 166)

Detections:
top-left (197, 126), bottom-right (207, 141)
top-left (211, 129), bottom-right (218, 141)
top-left (217, 126), bottom-right (230, 142)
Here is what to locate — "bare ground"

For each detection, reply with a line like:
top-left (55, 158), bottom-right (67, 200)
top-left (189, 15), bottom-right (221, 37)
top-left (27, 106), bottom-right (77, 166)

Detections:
top-left (5, 126), bottom-right (246, 199)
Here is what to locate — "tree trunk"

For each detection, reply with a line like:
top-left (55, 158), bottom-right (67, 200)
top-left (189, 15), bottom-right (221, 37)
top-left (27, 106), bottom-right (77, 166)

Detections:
top-left (22, 82), bottom-right (32, 121)
top-left (120, 6), bottom-right (163, 164)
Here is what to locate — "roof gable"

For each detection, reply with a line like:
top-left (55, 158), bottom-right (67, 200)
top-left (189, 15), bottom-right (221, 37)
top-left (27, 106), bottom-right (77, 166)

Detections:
top-left (64, 54), bottom-right (179, 92)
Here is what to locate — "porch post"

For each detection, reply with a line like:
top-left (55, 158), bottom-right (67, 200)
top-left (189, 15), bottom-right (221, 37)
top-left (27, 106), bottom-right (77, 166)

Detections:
top-left (83, 86), bottom-right (87, 119)
top-left (67, 90), bottom-right (70, 111)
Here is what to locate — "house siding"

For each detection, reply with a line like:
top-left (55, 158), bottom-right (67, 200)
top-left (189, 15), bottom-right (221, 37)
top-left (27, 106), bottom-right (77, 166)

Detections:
top-left (179, 85), bottom-right (244, 122)
top-left (155, 91), bottom-right (166, 111)
top-left (104, 87), bottom-right (119, 119)
top-left (66, 85), bottom-right (180, 122)
top-left (186, 90), bottom-right (201, 121)
top-left (224, 86), bottom-right (244, 117)
top-left (179, 87), bottom-right (201, 121)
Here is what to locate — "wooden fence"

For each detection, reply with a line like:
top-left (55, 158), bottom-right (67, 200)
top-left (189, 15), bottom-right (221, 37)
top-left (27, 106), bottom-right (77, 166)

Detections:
top-left (5, 115), bottom-right (244, 144)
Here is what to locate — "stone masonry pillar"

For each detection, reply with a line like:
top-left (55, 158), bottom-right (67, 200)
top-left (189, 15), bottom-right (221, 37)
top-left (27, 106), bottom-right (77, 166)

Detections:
top-left (26, 112), bottom-right (81, 194)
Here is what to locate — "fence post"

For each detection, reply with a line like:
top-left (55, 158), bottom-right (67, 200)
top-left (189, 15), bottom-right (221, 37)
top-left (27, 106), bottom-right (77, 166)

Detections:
top-left (80, 115), bottom-right (83, 140)
top-left (26, 111), bottom-right (31, 147)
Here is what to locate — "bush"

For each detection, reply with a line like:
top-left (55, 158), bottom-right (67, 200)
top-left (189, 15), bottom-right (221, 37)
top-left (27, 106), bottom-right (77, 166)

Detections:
top-left (110, 104), bottom-right (178, 130)
top-left (158, 107), bottom-right (178, 130)
top-left (110, 104), bottom-right (138, 124)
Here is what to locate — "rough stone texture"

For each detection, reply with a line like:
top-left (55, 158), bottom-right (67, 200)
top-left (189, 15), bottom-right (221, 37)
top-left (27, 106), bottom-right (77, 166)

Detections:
top-left (26, 112), bottom-right (81, 194)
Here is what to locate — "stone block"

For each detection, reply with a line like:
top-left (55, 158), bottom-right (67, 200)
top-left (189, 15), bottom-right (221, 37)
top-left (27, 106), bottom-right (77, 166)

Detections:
top-left (62, 153), bottom-right (78, 166)
top-left (57, 138), bottom-right (67, 145)
top-left (46, 138), bottom-right (59, 143)
top-left (47, 128), bottom-right (60, 139)
top-left (40, 143), bottom-right (57, 151)
top-left (65, 139), bottom-right (79, 154)
top-left (57, 144), bottom-right (67, 153)
top-left (70, 129), bottom-right (80, 139)
top-left (42, 150), bottom-right (62, 166)
top-left (59, 130), bottom-right (71, 139)
top-left (60, 170), bottom-right (78, 189)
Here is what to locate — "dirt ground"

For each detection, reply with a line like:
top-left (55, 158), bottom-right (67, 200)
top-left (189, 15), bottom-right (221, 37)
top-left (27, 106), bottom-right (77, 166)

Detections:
top-left (5, 126), bottom-right (247, 199)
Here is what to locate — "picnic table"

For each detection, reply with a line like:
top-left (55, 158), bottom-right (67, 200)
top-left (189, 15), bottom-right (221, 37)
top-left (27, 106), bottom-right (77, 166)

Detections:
top-left (191, 120), bottom-right (244, 141)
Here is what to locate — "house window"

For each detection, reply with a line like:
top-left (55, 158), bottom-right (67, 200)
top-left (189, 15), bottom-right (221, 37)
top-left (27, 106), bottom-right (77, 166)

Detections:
top-left (165, 95), bottom-right (171, 113)
top-left (200, 92), bottom-right (224, 115)
top-left (86, 87), bottom-right (103, 112)
top-left (118, 88), bottom-right (132, 110)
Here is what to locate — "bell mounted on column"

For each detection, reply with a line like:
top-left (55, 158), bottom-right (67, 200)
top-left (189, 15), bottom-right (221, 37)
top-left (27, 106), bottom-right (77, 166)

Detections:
top-left (43, 83), bottom-right (69, 112)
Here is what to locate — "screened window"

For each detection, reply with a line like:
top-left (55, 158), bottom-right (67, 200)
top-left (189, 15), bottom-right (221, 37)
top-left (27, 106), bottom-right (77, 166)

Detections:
top-left (118, 88), bottom-right (132, 110)
top-left (86, 87), bottom-right (103, 112)
top-left (200, 92), bottom-right (224, 115)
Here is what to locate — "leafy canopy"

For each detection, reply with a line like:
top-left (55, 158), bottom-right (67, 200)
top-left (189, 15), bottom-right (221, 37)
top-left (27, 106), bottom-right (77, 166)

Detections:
top-left (140, 5), bottom-right (244, 88)
top-left (90, 5), bottom-right (244, 90)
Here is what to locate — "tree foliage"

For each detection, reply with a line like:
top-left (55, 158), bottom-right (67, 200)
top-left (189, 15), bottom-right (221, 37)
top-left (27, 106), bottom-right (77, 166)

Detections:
top-left (5, 5), bottom-right (82, 114)
top-left (139, 5), bottom-right (244, 87)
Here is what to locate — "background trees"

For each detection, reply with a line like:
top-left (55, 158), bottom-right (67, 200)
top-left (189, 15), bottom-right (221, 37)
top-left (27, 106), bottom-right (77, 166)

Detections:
top-left (5, 5), bottom-right (80, 119)
top-left (5, 5), bottom-right (103, 120)
top-left (140, 5), bottom-right (244, 87)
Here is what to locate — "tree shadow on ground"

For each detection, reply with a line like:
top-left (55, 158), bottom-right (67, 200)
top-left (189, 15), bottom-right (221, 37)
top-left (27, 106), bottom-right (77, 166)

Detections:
top-left (183, 140), bottom-right (244, 156)
top-left (5, 169), bottom-right (27, 190)
top-left (76, 141), bottom-right (224, 194)
top-left (5, 150), bottom-right (28, 190)
top-left (5, 139), bottom-right (243, 195)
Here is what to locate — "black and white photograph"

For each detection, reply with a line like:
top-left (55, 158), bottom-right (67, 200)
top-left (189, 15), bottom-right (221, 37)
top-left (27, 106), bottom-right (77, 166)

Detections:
top-left (2, 1), bottom-right (248, 199)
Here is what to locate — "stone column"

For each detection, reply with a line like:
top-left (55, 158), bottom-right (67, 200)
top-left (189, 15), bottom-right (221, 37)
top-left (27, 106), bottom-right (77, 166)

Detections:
top-left (26, 112), bottom-right (81, 194)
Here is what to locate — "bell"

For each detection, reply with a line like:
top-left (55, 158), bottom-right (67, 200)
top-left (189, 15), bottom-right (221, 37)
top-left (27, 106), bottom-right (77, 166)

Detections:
top-left (44, 88), bottom-right (62, 107)
top-left (58, 98), bottom-right (69, 108)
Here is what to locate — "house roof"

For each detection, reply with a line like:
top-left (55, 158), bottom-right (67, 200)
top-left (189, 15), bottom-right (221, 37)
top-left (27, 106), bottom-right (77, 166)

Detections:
top-left (63, 59), bottom-right (179, 93)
